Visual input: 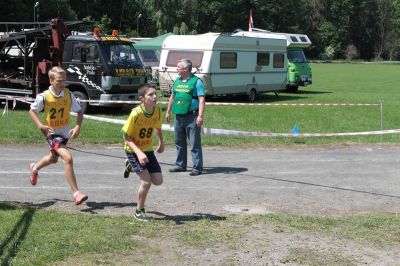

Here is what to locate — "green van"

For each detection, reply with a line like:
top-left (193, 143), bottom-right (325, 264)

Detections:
top-left (286, 34), bottom-right (312, 92)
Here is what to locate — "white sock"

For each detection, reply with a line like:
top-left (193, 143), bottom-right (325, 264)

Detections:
top-left (32, 164), bottom-right (38, 173)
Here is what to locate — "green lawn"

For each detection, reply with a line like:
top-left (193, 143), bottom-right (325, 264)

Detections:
top-left (2, 63), bottom-right (400, 145)
top-left (1, 202), bottom-right (400, 265)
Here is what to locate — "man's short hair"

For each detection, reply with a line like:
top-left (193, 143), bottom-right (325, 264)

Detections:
top-left (178, 58), bottom-right (192, 72)
top-left (48, 66), bottom-right (66, 80)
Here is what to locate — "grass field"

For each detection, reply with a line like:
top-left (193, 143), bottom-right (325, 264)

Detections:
top-left (1, 63), bottom-right (400, 145)
top-left (1, 63), bottom-right (400, 264)
top-left (1, 202), bottom-right (400, 265)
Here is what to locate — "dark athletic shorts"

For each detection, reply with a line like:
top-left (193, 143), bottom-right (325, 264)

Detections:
top-left (125, 151), bottom-right (161, 175)
top-left (46, 135), bottom-right (68, 154)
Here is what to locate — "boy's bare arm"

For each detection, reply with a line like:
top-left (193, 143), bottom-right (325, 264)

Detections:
top-left (154, 128), bottom-right (165, 153)
top-left (69, 112), bottom-right (83, 138)
top-left (29, 109), bottom-right (53, 138)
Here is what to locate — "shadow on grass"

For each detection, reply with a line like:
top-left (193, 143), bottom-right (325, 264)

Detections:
top-left (0, 202), bottom-right (36, 265)
top-left (81, 202), bottom-right (137, 214)
top-left (147, 211), bottom-right (226, 225)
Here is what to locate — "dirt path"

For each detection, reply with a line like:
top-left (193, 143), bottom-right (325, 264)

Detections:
top-left (2, 144), bottom-right (400, 265)
top-left (2, 144), bottom-right (400, 216)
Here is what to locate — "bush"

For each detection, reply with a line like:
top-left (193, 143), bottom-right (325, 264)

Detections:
top-left (345, 44), bottom-right (359, 60)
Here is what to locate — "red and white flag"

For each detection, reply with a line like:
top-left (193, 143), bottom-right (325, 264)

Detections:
top-left (248, 9), bottom-right (253, 31)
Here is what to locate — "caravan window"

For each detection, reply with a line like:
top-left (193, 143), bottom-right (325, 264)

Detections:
top-left (273, 53), bottom-right (285, 68)
top-left (166, 50), bottom-right (203, 67)
top-left (257, 52), bottom-right (270, 66)
top-left (220, 52), bottom-right (237, 69)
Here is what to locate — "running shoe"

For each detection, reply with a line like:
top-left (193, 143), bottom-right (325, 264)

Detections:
top-left (134, 208), bottom-right (149, 222)
top-left (74, 191), bottom-right (88, 205)
top-left (124, 159), bottom-right (132, 178)
top-left (29, 163), bottom-right (38, 186)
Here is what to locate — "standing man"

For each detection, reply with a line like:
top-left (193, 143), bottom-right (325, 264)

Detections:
top-left (166, 58), bottom-right (205, 176)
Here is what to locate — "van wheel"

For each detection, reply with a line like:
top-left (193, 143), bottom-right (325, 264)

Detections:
top-left (73, 91), bottom-right (89, 114)
top-left (248, 89), bottom-right (257, 102)
top-left (286, 85), bottom-right (299, 93)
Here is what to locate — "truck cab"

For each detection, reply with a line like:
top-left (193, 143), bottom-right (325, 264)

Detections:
top-left (62, 32), bottom-right (145, 113)
top-left (0, 19), bottom-right (146, 113)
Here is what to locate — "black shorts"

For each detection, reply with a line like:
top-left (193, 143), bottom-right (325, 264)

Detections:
top-left (46, 135), bottom-right (68, 153)
top-left (126, 151), bottom-right (161, 175)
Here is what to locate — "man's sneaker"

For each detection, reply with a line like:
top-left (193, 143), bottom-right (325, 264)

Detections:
top-left (29, 163), bottom-right (38, 186)
top-left (74, 191), bottom-right (88, 205)
top-left (124, 159), bottom-right (132, 178)
top-left (134, 209), bottom-right (150, 222)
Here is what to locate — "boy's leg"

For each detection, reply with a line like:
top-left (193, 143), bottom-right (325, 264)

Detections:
top-left (56, 146), bottom-right (79, 192)
top-left (33, 152), bottom-right (59, 170)
top-left (137, 170), bottom-right (152, 210)
top-left (29, 152), bottom-right (59, 185)
top-left (56, 145), bottom-right (87, 204)
top-left (150, 172), bottom-right (163, 186)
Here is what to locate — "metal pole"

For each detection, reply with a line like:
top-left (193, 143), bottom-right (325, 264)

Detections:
top-left (380, 100), bottom-right (384, 142)
top-left (34, 2), bottom-right (39, 28)
top-left (136, 13), bottom-right (142, 36)
top-left (119, 0), bottom-right (126, 33)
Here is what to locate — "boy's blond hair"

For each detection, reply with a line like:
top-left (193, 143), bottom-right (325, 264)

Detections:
top-left (48, 66), bottom-right (66, 80)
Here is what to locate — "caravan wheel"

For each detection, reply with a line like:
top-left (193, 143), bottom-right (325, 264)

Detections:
top-left (248, 89), bottom-right (257, 102)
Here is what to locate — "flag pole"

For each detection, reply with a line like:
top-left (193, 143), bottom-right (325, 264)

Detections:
top-left (248, 9), bottom-right (253, 31)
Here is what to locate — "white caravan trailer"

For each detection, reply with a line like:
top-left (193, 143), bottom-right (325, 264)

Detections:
top-left (158, 32), bottom-right (287, 101)
top-left (233, 29), bottom-right (312, 91)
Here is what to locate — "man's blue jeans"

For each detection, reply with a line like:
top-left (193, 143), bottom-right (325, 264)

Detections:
top-left (174, 112), bottom-right (203, 172)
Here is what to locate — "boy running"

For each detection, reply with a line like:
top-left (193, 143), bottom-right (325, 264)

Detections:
top-left (122, 83), bottom-right (165, 222)
top-left (28, 66), bottom-right (88, 205)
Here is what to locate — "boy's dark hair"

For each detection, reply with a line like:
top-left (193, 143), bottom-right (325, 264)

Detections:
top-left (138, 83), bottom-right (156, 98)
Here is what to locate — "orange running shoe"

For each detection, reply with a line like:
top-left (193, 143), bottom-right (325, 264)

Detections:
top-left (29, 163), bottom-right (38, 186)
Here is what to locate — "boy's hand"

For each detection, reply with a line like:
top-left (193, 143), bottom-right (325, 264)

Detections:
top-left (39, 125), bottom-right (54, 138)
top-left (69, 125), bottom-right (81, 139)
top-left (138, 151), bottom-right (149, 166)
top-left (155, 142), bottom-right (165, 153)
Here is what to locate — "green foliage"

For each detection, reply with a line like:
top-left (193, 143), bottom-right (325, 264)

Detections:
top-left (2, 0), bottom-right (400, 60)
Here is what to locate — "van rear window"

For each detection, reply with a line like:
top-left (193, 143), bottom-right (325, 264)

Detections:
top-left (166, 50), bottom-right (203, 67)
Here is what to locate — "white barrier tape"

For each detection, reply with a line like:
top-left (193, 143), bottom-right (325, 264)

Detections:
top-left (77, 99), bottom-right (380, 107)
top-left (76, 113), bottom-right (400, 137)
top-left (3, 95), bottom-right (380, 107)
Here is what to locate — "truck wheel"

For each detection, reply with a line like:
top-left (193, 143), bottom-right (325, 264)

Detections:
top-left (286, 85), bottom-right (299, 93)
top-left (248, 89), bottom-right (257, 102)
top-left (73, 91), bottom-right (89, 114)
